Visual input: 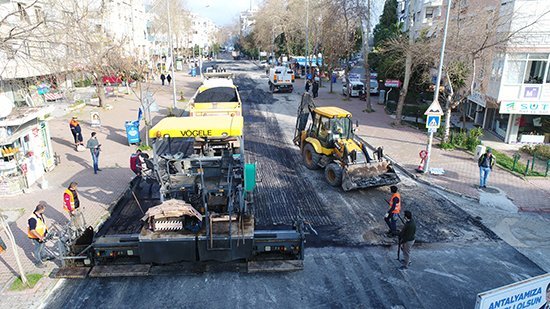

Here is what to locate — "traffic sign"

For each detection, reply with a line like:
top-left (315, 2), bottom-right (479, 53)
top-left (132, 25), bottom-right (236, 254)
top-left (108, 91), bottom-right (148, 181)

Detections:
top-left (426, 115), bottom-right (441, 129)
top-left (424, 100), bottom-right (444, 115)
top-left (384, 79), bottom-right (402, 88)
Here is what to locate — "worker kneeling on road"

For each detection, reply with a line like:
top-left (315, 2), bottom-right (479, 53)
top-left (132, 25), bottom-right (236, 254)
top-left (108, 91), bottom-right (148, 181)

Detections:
top-left (384, 185), bottom-right (401, 236)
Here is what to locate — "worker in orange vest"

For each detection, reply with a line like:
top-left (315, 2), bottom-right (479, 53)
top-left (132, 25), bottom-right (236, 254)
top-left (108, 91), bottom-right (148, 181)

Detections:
top-left (28, 204), bottom-right (53, 267)
top-left (384, 185), bottom-right (401, 237)
top-left (63, 182), bottom-right (85, 230)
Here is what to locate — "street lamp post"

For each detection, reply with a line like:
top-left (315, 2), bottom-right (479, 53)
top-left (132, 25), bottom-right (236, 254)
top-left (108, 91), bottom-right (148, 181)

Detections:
top-left (166, 0), bottom-right (177, 109)
top-left (423, 0), bottom-right (453, 173)
top-left (305, 0), bottom-right (309, 79)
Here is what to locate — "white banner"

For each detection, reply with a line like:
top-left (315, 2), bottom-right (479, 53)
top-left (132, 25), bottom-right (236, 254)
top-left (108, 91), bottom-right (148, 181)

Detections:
top-left (475, 273), bottom-right (550, 309)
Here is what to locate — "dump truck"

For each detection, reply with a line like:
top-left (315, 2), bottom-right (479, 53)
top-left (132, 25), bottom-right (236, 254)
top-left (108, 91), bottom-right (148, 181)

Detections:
top-left (293, 93), bottom-right (400, 191)
top-left (55, 115), bottom-right (305, 277)
top-left (189, 74), bottom-right (242, 117)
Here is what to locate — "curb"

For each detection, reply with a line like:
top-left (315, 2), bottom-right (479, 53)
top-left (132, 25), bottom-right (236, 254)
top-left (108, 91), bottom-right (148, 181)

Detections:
top-left (355, 135), bottom-right (478, 203)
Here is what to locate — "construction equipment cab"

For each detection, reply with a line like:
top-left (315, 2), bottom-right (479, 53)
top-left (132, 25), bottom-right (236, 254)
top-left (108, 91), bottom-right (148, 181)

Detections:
top-left (294, 93), bottom-right (399, 191)
top-left (268, 66), bottom-right (295, 93)
top-left (189, 75), bottom-right (242, 117)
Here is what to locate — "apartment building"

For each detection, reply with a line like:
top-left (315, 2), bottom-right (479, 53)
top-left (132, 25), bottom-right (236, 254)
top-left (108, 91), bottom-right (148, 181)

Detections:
top-left (399, 0), bottom-right (443, 37)
top-left (469, 0), bottom-right (550, 143)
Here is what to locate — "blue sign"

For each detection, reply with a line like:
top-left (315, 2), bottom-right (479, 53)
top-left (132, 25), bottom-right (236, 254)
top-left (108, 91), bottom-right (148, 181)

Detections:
top-left (426, 115), bottom-right (441, 129)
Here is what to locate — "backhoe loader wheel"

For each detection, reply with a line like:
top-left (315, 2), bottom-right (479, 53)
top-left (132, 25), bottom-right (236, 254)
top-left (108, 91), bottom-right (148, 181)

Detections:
top-left (302, 144), bottom-right (321, 170)
top-left (324, 163), bottom-right (343, 187)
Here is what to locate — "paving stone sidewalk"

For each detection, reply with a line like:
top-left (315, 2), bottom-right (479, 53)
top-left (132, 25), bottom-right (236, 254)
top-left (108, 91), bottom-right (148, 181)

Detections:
top-left (308, 82), bottom-right (550, 212)
top-left (0, 72), bottom-right (201, 307)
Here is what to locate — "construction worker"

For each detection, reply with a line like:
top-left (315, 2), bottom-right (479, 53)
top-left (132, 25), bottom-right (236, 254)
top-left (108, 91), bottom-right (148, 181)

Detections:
top-left (28, 204), bottom-right (52, 268)
top-left (398, 210), bottom-right (416, 270)
top-left (63, 182), bottom-right (84, 230)
top-left (130, 150), bottom-right (144, 188)
top-left (384, 185), bottom-right (401, 236)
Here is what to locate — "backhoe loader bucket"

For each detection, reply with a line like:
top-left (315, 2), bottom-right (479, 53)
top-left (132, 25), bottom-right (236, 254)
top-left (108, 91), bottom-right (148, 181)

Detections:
top-left (341, 161), bottom-right (400, 191)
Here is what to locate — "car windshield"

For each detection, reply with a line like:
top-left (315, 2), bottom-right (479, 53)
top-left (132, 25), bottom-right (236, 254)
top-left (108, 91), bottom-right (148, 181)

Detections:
top-left (195, 87), bottom-right (238, 103)
top-left (352, 84), bottom-right (364, 90)
top-left (329, 117), bottom-right (352, 139)
top-left (370, 81), bottom-right (378, 87)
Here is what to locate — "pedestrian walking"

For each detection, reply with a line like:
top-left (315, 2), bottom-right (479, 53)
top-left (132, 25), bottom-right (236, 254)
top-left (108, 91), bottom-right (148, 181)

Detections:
top-left (63, 182), bottom-right (85, 231)
top-left (478, 148), bottom-right (495, 188)
top-left (305, 79), bottom-right (311, 93)
top-left (384, 185), bottom-right (401, 236)
top-left (86, 132), bottom-right (101, 174)
top-left (398, 210), bottom-right (416, 270)
top-left (27, 204), bottom-right (53, 268)
top-left (166, 74), bottom-right (172, 85)
top-left (160, 73), bottom-right (166, 86)
top-left (69, 116), bottom-right (84, 149)
top-left (312, 78), bottom-right (319, 98)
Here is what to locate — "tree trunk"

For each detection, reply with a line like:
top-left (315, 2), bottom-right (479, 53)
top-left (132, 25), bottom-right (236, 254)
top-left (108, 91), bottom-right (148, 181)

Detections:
top-left (442, 74), bottom-right (454, 143)
top-left (94, 75), bottom-right (105, 107)
top-left (395, 0), bottom-right (415, 125)
top-left (0, 215), bottom-right (28, 287)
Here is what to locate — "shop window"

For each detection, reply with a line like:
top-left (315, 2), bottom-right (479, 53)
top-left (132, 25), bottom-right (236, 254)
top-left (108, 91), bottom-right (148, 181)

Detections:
top-left (524, 59), bottom-right (547, 84)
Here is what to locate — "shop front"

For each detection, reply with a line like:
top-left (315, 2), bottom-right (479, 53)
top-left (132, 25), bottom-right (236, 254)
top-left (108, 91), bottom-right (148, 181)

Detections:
top-left (0, 106), bottom-right (55, 195)
top-left (496, 101), bottom-right (550, 143)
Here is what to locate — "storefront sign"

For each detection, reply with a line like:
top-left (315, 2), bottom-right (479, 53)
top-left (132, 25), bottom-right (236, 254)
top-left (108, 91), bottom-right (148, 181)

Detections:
top-left (499, 101), bottom-right (550, 115)
top-left (523, 86), bottom-right (540, 99)
top-left (468, 92), bottom-right (486, 108)
top-left (475, 273), bottom-right (550, 309)
top-left (384, 79), bottom-right (402, 88)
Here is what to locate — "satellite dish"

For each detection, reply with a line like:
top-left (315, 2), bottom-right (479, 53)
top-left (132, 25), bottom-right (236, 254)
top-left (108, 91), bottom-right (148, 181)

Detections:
top-left (0, 94), bottom-right (14, 118)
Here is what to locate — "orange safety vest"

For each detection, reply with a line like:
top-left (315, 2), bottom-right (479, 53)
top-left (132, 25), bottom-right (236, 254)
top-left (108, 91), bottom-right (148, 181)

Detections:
top-left (63, 188), bottom-right (75, 212)
top-left (28, 213), bottom-right (47, 239)
top-left (389, 193), bottom-right (401, 214)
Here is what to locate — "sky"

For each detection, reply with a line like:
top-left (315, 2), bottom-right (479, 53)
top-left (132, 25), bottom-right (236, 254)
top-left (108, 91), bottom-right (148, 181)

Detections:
top-left (186, 0), bottom-right (256, 26)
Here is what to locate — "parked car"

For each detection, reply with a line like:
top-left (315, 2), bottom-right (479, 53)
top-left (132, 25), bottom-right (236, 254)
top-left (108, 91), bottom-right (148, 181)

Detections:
top-left (369, 79), bottom-right (379, 95)
top-left (342, 80), bottom-right (365, 97)
top-left (333, 68), bottom-right (345, 77)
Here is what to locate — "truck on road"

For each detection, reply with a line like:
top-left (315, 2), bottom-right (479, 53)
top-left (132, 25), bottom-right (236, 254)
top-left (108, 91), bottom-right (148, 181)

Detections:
top-left (268, 66), bottom-right (295, 93)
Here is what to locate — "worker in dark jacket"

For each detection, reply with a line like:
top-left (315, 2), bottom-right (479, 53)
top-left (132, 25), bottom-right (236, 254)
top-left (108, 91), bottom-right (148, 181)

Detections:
top-left (398, 210), bottom-right (416, 270)
top-left (478, 148), bottom-right (495, 188)
top-left (384, 185), bottom-right (401, 236)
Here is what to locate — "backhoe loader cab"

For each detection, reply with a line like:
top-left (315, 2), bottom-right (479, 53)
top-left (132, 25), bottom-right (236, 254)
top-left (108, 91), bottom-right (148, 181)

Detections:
top-left (294, 94), bottom-right (400, 191)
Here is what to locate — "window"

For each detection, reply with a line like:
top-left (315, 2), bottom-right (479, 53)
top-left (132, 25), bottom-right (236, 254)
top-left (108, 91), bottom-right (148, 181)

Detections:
top-left (425, 7), bottom-right (434, 19)
top-left (504, 60), bottom-right (526, 84)
top-left (524, 54), bottom-right (548, 84)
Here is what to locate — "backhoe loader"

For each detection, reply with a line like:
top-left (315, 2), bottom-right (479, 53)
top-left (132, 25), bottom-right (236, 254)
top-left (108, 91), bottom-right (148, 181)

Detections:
top-left (293, 93), bottom-right (400, 191)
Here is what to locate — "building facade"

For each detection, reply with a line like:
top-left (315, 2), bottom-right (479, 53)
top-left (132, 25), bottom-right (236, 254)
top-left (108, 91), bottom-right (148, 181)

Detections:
top-left (468, 0), bottom-right (550, 144)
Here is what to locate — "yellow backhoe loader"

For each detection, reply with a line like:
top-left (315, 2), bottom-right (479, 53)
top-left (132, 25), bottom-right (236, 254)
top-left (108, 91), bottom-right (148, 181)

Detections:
top-left (293, 93), bottom-right (400, 191)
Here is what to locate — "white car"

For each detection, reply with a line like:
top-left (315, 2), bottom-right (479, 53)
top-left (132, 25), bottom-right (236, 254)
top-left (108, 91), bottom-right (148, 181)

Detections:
top-left (369, 79), bottom-right (379, 95)
top-left (342, 80), bottom-right (365, 97)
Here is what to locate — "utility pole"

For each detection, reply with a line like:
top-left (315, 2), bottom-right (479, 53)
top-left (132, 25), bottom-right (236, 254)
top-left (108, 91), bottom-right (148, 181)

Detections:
top-left (305, 0), bottom-right (309, 80)
top-left (166, 0), bottom-right (177, 109)
top-left (423, 0), bottom-right (452, 173)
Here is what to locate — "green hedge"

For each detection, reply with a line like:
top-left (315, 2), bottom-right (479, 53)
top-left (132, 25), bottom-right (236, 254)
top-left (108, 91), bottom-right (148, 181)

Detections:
top-left (492, 150), bottom-right (544, 176)
top-left (385, 101), bottom-right (430, 119)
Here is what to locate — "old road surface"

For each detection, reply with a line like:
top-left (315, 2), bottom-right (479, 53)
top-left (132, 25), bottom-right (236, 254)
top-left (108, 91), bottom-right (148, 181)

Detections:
top-left (44, 60), bottom-right (545, 309)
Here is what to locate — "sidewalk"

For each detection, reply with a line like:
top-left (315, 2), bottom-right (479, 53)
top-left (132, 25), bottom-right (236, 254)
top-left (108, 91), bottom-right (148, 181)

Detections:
top-left (310, 81), bottom-right (550, 213)
top-left (0, 72), bottom-right (202, 306)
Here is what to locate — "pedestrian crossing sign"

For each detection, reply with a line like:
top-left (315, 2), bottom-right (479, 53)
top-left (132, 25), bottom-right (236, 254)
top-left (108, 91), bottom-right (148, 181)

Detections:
top-left (426, 115), bottom-right (441, 129)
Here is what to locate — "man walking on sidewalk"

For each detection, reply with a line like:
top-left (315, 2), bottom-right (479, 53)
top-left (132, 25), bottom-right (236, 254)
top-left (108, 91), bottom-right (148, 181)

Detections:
top-left (86, 132), bottom-right (101, 174)
top-left (27, 204), bottom-right (53, 268)
top-left (478, 148), bottom-right (495, 188)
top-left (63, 182), bottom-right (85, 231)
top-left (160, 73), bottom-right (166, 85)
top-left (398, 210), bottom-right (416, 270)
top-left (384, 185), bottom-right (401, 236)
